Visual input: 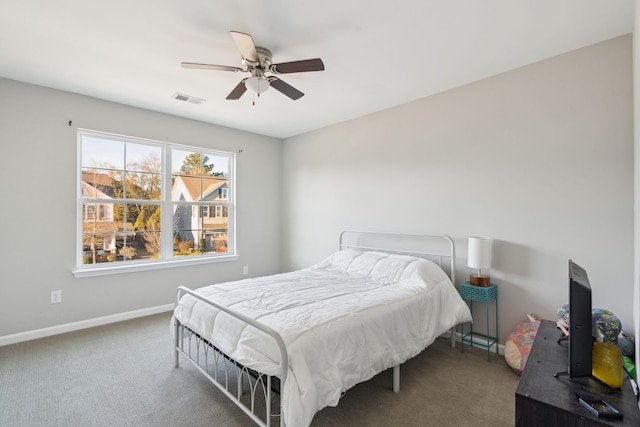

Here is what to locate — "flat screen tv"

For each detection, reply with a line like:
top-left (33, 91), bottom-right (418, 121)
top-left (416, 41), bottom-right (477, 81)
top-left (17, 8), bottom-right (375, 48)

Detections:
top-left (568, 259), bottom-right (593, 378)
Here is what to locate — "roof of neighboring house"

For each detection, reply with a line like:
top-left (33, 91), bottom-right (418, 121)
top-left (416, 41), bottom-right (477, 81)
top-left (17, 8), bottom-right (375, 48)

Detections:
top-left (174, 175), bottom-right (228, 201)
top-left (82, 172), bottom-right (116, 198)
top-left (81, 182), bottom-right (111, 199)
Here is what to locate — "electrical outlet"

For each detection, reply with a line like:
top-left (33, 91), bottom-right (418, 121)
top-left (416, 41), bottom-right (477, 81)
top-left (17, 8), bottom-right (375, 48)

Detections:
top-left (51, 290), bottom-right (62, 304)
top-left (243, 266), bottom-right (249, 275)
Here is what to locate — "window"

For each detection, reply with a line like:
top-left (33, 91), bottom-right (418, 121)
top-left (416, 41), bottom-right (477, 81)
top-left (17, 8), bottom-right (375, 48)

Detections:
top-left (75, 130), bottom-right (235, 277)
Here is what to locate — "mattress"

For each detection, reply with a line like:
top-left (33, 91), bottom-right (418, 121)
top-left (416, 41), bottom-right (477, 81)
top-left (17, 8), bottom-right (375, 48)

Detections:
top-left (173, 249), bottom-right (472, 427)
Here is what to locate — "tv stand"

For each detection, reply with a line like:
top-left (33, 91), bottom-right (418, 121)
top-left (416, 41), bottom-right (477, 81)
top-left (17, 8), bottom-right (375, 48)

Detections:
top-left (553, 371), bottom-right (617, 395)
top-left (516, 320), bottom-right (639, 426)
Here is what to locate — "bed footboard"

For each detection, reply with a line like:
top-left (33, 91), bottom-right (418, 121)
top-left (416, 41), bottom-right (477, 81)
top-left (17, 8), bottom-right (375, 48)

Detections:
top-left (174, 286), bottom-right (288, 427)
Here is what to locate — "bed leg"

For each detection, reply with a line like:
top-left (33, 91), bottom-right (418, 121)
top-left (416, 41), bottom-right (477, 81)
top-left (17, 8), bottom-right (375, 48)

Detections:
top-left (450, 326), bottom-right (456, 348)
top-left (393, 365), bottom-right (400, 393)
top-left (174, 320), bottom-right (180, 367)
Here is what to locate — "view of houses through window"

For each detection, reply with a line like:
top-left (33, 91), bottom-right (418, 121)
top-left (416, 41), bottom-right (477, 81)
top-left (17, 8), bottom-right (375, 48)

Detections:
top-left (78, 131), bottom-right (233, 268)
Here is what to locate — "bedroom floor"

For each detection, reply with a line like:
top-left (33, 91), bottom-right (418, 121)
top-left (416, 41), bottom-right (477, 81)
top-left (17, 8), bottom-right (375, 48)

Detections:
top-left (0, 312), bottom-right (518, 426)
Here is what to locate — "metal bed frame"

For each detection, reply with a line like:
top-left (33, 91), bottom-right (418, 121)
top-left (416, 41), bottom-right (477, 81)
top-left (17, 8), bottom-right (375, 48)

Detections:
top-left (174, 230), bottom-right (457, 427)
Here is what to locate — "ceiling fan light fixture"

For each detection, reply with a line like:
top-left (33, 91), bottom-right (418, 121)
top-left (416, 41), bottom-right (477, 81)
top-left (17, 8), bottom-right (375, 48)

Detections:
top-left (245, 76), bottom-right (269, 96)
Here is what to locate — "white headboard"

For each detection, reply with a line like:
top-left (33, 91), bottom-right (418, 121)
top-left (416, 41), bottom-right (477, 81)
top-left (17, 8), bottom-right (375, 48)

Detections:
top-left (339, 230), bottom-right (456, 284)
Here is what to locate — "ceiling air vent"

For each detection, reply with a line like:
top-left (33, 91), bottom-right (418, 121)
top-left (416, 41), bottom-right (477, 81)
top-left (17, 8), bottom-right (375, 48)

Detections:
top-left (173, 93), bottom-right (204, 104)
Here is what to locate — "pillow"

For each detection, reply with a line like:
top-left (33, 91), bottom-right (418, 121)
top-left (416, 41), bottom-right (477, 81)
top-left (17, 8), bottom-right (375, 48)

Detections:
top-left (317, 250), bottom-right (449, 289)
top-left (504, 320), bottom-right (540, 375)
top-left (316, 249), bottom-right (362, 271)
top-left (400, 258), bottom-right (449, 285)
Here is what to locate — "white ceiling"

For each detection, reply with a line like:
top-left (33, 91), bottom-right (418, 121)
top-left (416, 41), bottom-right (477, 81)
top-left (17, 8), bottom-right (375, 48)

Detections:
top-left (0, 1), bottom-right (634, 139)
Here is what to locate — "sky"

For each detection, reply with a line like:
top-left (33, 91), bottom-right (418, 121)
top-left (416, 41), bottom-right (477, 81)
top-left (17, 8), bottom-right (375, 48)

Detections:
top-left (81, 134), bottom-right (230, 176)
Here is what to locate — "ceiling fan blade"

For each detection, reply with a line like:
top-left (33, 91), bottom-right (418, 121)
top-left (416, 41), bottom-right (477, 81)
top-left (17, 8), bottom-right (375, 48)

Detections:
top-left (230, 31), bottom-right (258, 63)
top-left (269, 77), bottom-right (304, 100)
top-left (181, 62), bottom-right (243, 72)
top-left (270, 58), bottom-right (325, 74)
top-left (226, 79), bottom-right (248, 100)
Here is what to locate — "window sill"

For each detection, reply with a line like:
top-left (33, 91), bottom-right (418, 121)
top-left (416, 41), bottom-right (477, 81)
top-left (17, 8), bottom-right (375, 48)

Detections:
top-left (72, 254), bottom-right (239, 278)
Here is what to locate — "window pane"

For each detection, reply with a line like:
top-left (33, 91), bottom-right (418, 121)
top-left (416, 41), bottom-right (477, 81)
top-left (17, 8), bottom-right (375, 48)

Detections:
top-left (82, 202), bottom-right (113, 221)
top-left (125, 143), bottom-right (161, 173)
top-left (173, 201), bottom-right (225, 256)
top-left (173, 202), bottom-right (227, 250)
top-left (173, 230), bottom-right (200, 256)
top-left (173, 233), bottom-right (195, 255)
top-left (171, 175), bottom-right (199, 202)
top-left (172, 149), bottom-right (214, 177)
top-left (209, 232), bottom-right (229, 253)
top-left (83, 202), bottom-right (120, 231)
top-left (133, 204), bottom-right (161, 259)
top-left (83, 233), bottom-right (110, 264)
top-left (173, 201), bottom-right (196, 250)
top-left (116, 234), bottom-right (137, 261)
top-left (171, 175), bottom-right (229, 202)
top-left (125, 143), bottom-right (162, 201)
top-left (82, 136), bottom-right (124, 170)
top-left (83, 203), bottom-right (147, 264)
top-left (109, 170), bottom-right (125, 199)
top-left (125, 171), bottom-right (161, 201)
top-left (202, 177), bottom-right (228, 201)
top-left (203, 205), bottom-right (228, 227)
top-left (82, 169), bottom-right (122, 199)
top-left (209, 154), bottom-right (230, 177)
top-left (172, 229), bottom-right (225, 256)
top-left (83, 202), bottom-right (126, 263)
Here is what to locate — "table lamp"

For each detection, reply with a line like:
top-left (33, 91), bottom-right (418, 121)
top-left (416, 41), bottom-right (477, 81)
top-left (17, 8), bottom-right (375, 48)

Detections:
top-left (468, 236), bottom-right (492, 287)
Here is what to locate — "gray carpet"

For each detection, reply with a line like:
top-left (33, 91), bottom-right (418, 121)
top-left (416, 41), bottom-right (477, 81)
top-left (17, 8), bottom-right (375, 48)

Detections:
top-left (0, 312), bottom-right (519, 426)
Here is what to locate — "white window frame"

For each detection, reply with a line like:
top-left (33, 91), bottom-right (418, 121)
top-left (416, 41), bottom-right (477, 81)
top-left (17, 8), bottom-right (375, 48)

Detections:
top-left (73, 129), bottom-right (237, 278)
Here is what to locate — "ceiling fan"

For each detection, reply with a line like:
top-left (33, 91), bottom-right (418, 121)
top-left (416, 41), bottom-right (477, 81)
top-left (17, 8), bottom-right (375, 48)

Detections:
top-left (181, 31), bottom-right (325, 102)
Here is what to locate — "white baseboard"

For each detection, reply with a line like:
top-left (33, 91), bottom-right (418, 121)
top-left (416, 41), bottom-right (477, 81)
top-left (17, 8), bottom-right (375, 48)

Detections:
top-left (0, 304), bottom-right (175, 347)
top-left (3, 309), bottom-right (506, 354)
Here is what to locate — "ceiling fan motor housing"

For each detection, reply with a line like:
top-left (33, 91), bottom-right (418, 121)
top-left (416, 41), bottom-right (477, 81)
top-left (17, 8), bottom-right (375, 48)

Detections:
top-left (243, 47), bottom-right (272, 70)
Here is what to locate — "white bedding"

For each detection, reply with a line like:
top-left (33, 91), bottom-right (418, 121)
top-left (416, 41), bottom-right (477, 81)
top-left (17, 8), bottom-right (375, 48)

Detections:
top-left (173, 249), bottom-right (472, 427)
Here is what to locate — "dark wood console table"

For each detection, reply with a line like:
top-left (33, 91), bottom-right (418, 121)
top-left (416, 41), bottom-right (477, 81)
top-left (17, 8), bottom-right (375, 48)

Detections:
top-left (516, 320), bottom-right (640, 426)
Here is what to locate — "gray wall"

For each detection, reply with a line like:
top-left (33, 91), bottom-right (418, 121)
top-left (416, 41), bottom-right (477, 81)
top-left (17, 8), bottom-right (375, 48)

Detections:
top-left (0, 78), bottom-right (282, 337)
top-left (282, 35), bottom-right (634, 344)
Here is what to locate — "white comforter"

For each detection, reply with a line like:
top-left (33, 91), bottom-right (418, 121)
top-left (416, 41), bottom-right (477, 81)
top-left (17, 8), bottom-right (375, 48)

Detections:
top-left (173, 250), bottom-right (472, 427)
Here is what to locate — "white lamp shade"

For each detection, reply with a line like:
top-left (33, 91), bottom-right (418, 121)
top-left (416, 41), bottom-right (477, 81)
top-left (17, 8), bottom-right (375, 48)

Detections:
top-left (468, 237), bottom-right (492, 269)
top-left (245, 76), bottom-right (269, 94)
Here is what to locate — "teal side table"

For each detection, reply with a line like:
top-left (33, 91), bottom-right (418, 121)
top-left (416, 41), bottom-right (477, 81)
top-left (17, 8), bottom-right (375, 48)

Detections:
top-left (459, 282), bottom-right (498, 362)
